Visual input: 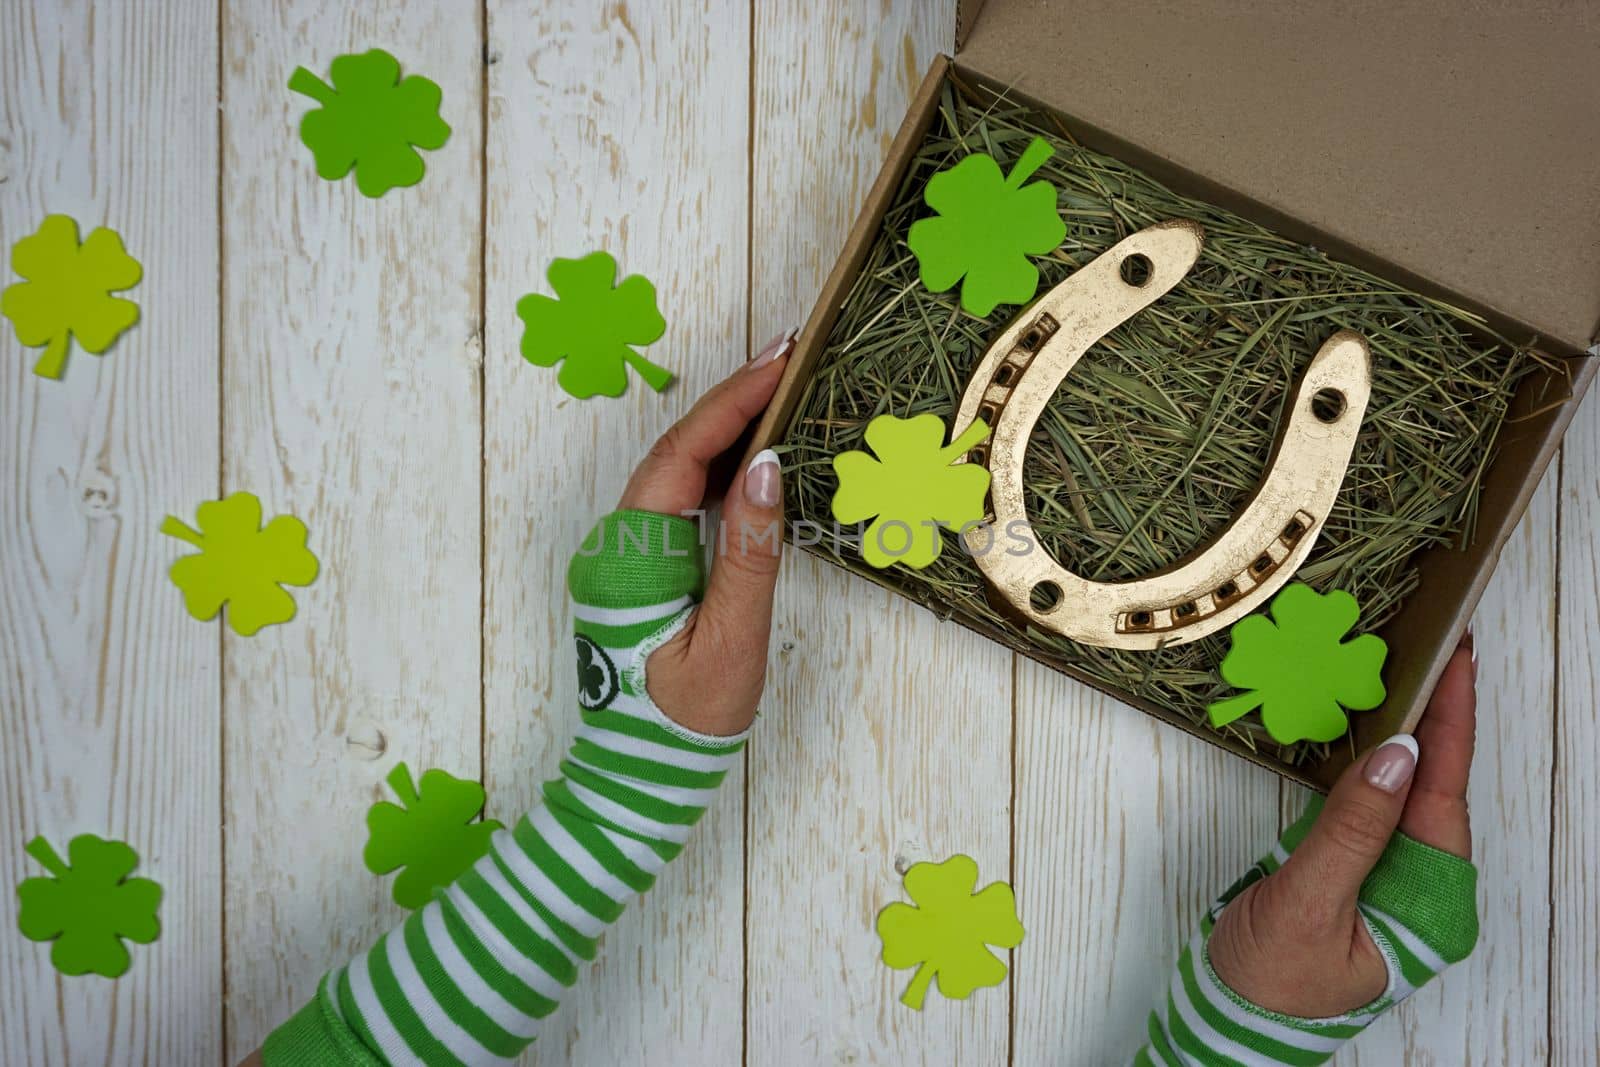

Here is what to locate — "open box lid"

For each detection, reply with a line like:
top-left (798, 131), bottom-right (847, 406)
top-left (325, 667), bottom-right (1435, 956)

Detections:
top-left (954, 0), bottom-right (1600, 354)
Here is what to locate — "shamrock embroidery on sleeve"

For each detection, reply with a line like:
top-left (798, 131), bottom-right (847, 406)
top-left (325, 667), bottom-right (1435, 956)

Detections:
top-left (1207, 582), bottom-right (1389, 744)
top-left (160, 491), bottom-right (319, 637)
top-left (574, 634), bottom-right (620, 712)
top-left (831, 413), bottom-right (992, 569)
top-left (17, 833), bottom-right (162, 978)
top-left (876, 854), bottom-right (1023, 1010)
top-left (907, 136), bottom-right (1066, 317)
top-left (364, 762), bottom-right (503, 909)
top-left (289, 48), bottom-right (451, 197)
top-left (3, 215), bottom-right (142, 380)
top-left (516, 251), bottom-right (671, 399)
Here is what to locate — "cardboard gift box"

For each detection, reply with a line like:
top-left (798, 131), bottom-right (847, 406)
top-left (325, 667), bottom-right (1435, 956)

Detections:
top-left (749, 0), bottom-right (1598, 789)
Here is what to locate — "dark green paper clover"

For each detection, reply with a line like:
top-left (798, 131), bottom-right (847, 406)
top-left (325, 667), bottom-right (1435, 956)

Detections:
top-left (517, 251), bottom-right (671, 399)
top-left (17, 834), bottom-right (162, 978)
top-left (1207, 583), bottom-right (1388, 744)
top-left (907, 136), bottom-right (1066, 317)
top-left (289, 49), bottom-right (450, 198)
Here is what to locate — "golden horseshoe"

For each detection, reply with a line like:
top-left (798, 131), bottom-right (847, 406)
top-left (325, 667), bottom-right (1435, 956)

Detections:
top-left (953, 220), bottom-right (1371, 650)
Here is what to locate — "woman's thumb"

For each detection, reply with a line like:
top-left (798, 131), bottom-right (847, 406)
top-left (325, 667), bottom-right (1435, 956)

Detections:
top-left (1272, 734), bottom-right (1420, 918)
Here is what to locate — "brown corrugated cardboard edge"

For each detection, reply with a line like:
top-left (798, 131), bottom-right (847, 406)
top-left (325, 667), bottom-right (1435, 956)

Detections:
top-left (747, 53), bottom-right (1596, 790)
top-left (954, 0), bottom-right (988, 51)
top-left (956, 0), bottom-right (1600, 355)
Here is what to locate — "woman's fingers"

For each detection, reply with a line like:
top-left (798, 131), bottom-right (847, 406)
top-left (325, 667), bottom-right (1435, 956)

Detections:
top-left (690, 448), bottom-right (785, 733)
top-left (1268, 733), bottom-right (1420, 921)
top-left (625, 330), bottom-right (794, 737)
top-left (1398, 635), bottom-right (1478, 858)
top-left (705, 451), bottom-right (784, 623)
top-left (618, 331), bottom-right (796, 515)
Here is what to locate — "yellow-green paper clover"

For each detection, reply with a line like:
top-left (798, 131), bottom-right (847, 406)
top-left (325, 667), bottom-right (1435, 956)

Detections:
top-left (160, 491), bottom-right (319, 637)
top-left (877, 854), bottom-right (1023, 1010)
top-left (831, 413), bottom-right (991, 569)
top-left (907, 136), bottom-right (1065, 317)
top-left (3, 215), bottom-right (142, 380)
top-left (17, 833), bottom-right (162, 979)
top-left (1207, 582), bottom-right (1389, 744)
top-left (289, 49), bottom-right (451, 198)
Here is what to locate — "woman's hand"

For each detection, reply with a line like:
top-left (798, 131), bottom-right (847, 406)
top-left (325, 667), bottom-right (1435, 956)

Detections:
top-left (617, 329), bottom-right (795, 737)
top-left (1208, 633), bottom-right (1478, 1016)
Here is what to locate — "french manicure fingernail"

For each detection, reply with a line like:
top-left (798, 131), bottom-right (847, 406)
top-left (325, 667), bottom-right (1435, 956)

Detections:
top-left (750, 327), bottom-right (798, 368)
top-left (1365, 734), bottom-right (1419, 794)
top-left (744, 449), bottom-right (781, 507)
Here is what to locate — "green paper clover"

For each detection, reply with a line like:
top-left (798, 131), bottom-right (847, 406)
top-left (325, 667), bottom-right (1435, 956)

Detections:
top-left (17, 834), bottom-right (162, 978)
top-left (365, 762), bottom-right (503, 910)
top-left (907, 136), bottom-right (1066, 317)
top-left (831, 413), bottom-right (992, 569)
top-left (289, 49), bottom-right (451, 198)
top-left (160, 491), bottom-right (319, 637)
top-left (3, 215), bottom-right (142, 380)
top-left (876, 854), bottom-right (1023, 1011)
top-left (1207, 583), bottom-right (1389, 744)
top-left (517, 251), bottom-right (671, 399)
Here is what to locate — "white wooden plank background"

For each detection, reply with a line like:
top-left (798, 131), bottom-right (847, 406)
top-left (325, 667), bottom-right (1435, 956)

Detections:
top-left (217, 4), bottom-right (485, 1058)
top-left (0, 1), bottom-right (222, 1063)
top-left (482, 3), bottom-right (749, 1063)
top-left (1, 2), bottom-right (1595, 1065)
top-left (747, 4), bottom-right (1013, 1065)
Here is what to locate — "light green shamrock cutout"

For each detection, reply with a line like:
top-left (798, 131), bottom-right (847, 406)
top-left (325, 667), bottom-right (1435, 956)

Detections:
top-left (364, 762), bottom-right (503, 909)
top-left (1207, 582), bottom-right (1389, 744)
top-left (831, 413), bottom-right (991, 569)
top-left (289, 49), bottom-right (450, 198)
top-left (907, 136), bottom-right (1066, 317)
top-left (877, 854), bottom-right (1023, 1010)
top-left (517, 251), bottom-right (671, 399)
top-left (17, 833), bottom-right (162, 978)
top-left (160, 491), bottom-right (319, 637)
top-left (3, 215), bottom-right (142, 380)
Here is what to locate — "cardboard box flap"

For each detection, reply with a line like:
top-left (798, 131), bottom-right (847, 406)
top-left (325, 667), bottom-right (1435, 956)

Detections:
top-left (956, 0), bottom-right (1600, 353)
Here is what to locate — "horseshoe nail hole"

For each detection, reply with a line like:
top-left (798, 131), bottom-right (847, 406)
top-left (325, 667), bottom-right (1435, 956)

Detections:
top-left (1311, 388), bottom-right (1346, 423)
top-left (1128, 610), bottom-right (1154, 629)
top-left (978, 403), bottom-right (997, 424)
top-left (995, 363), bottom-right (1017, 386)
top-left (1030, 580), bottom-right (1063, 613)
top-left (969, 446), bottom-right (988, 465)
top-left (1251, 554), bottom-right (1274, 575)
top-left (1214, 581), bottom-right (1239, 602)
top-left (1021, 327), bottom-right (1043, 350)
top-left (1120, 253), bottom-right (1152, 287)
top-left (1174, 600), bottom-right (1199, 620)
top-left (1281, 517), bottom-right (1306, 544)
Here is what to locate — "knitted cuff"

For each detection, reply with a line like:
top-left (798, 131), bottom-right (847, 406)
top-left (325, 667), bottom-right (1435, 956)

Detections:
top-left (566, 508), bottom-right (746, 750)
top-left (567, 509), bottom-right (704, 609)
top-left (1360, 832), bottom-right (1479, 967)
top-left (260, 976), bottom-right (385, 1067)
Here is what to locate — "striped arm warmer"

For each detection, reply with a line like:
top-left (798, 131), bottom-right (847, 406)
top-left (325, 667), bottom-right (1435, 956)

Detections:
top-left (263, 510), bottom-right (740, 1066)
top-left (1134, 797), bottom-right (1479, 1066)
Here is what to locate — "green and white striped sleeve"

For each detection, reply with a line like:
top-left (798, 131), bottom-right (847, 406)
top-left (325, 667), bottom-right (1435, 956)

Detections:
top-left (263, 510), bottom-right (741, 1066)
top-left (1134, 797), bottom-right (1479, 1067)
